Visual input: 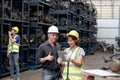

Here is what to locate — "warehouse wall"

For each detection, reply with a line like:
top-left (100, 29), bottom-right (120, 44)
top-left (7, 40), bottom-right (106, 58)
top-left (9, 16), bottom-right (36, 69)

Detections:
top-left (97, 19), bottom-right (119, 44)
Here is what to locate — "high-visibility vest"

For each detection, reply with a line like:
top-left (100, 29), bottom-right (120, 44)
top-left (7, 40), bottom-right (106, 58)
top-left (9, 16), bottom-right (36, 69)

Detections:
top-left (63, 47), bottom-right (83, 80)
top-left (8, 35), bottom-right (20, 54)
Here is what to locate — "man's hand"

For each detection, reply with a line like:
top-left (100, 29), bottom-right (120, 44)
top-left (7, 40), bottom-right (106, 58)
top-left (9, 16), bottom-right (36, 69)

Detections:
top-left (8, 31), bottom-right (16, 43)
top-left (8, 31), bottom-right (11, 36)
top-left (40, 52), bottom-right (54, 63)
top-left (46, 52), bottom-right (54, 61)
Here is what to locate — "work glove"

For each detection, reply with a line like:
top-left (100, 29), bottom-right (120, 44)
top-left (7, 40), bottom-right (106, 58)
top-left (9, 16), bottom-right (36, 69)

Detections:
top-left (64, 54), bottom-right (71, 62)
top-left (57, 57), bottom-right (62, 64)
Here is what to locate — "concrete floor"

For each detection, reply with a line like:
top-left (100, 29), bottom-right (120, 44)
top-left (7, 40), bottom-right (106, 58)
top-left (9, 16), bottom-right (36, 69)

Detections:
top-left (1, 52), bottom-right (120, 80)
top-left (83, 52), bottom-right (120, 80)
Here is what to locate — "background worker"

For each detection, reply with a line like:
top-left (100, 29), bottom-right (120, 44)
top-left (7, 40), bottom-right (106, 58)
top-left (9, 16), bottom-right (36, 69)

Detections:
top-left (37, 25), bottom-right (61, 80)
top-left (62, 30), bottom-right (85, 80)
top-left (7, 26), bottom-right (20, 80)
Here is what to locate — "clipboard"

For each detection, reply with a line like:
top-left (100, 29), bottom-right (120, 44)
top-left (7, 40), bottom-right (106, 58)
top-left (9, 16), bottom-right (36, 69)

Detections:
top-left (57, 50), bottom-right (67, 61)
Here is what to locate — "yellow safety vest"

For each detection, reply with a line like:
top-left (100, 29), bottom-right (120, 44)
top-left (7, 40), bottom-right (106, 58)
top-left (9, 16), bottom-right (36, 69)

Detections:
top-left (7, 35), bottom-right (20, 54)
top-left (63, 47), bottom-right (83, 80)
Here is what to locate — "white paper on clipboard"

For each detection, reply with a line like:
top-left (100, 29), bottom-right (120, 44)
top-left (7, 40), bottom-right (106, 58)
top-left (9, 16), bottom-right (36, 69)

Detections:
top-left (57, 51), bottom-right (67, 61)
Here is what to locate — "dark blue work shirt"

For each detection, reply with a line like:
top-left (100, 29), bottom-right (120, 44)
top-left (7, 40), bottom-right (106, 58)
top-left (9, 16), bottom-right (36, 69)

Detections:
top-left (37, 41), bottom-right (61, 71)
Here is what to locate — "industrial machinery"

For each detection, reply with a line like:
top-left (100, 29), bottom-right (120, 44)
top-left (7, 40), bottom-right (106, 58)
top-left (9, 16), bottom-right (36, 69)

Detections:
top-left (114, 37), bottom-right (120, 54)
top-left (103, 54), bottom-right (120, 73)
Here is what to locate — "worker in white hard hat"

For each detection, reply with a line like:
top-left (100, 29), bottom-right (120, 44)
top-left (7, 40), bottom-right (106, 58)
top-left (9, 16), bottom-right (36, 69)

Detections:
top-left (37, 25), bottom-right (62, 80)
top-left (7, 26), bottom-right (20, 80)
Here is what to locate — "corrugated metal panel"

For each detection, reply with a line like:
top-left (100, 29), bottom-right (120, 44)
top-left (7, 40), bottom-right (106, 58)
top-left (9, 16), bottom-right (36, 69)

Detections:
top-left (97, 19), bottom-right (119, 28)
top-left (97, 28), bottom-right (118, 38)
top-left (97, 19), bottom-right (119, 44)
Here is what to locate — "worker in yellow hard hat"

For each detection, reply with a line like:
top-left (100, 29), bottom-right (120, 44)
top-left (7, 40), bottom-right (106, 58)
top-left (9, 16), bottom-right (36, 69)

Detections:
top-left (58, 30), bottom-right (85, 80)
top-left (7, 26), bottom-right (20, 80)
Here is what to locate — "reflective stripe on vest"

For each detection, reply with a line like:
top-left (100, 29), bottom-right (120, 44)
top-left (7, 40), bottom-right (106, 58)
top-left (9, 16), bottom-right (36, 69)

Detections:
top-left (8, 35), bottom-right (20, 53)
top-left (63, 47), bottom-right (83, 80)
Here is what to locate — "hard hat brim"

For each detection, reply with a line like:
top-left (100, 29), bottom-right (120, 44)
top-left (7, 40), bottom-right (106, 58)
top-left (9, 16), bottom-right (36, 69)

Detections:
top-left (67, 33), bottom-right (79, 40)
top-left (48, 32), bottom-right (59, 34)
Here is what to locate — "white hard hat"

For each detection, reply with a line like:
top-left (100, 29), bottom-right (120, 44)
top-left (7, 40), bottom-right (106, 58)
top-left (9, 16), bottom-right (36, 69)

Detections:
top-left (47, 25), bottom-right (59, 33)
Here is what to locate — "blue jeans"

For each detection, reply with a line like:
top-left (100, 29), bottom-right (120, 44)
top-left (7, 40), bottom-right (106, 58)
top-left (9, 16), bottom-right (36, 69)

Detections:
top-left (42, 69), bottom-right (60, 80)
top-left (9, 52), bottom-right (20, 78)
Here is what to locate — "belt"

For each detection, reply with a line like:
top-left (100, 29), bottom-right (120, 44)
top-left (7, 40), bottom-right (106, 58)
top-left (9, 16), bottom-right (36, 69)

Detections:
top-left (43, 67), bottom-right (59, 72)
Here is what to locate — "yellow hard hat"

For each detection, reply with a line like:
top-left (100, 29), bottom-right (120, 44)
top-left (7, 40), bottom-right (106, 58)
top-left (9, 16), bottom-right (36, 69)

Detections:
top-left (67, 30), bottom-right (79, 40)
top-left (12, 26), bottom-right (19, 33)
